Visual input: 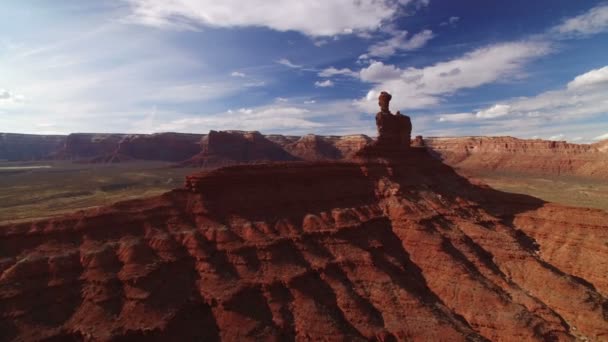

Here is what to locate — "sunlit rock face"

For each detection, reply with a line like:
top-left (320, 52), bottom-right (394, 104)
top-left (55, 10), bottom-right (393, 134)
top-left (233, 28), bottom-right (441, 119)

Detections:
top-left (2, 95), bottom-right (608, 341)
top-left (425, 136), bottom-right (608, 178)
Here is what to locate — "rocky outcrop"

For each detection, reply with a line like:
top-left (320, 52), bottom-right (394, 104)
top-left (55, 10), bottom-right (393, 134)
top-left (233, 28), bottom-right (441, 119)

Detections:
top-left (181, 130), bottom-right (299, 167)
top-left (412, 135), bottom-right (425, 147)
top-left (425, 136), bottom-right (608, 179)
top-left (56, 133), bottom-right (128, 160)
top-left (54, 133), bottom-right (205, 163)
top-left (115, 133), bottom-right (204, 162)
top-left (356, 92), bottom-right (414, 159)
top-left (2, 145), bottom-right (608, 340)
top-left (0, 133), bottom-right (66, 161)
top-left (595, 139), bottom-right (608, 152)
top-left (375, 91), bottom-right (412, 148)
top-left (3, 102), bottom-right (608, 340)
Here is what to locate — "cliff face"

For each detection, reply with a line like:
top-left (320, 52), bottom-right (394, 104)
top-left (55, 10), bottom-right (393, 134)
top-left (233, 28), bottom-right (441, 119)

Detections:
top-left (1, 149), bottom-right (607, 341)
top-left (4, 132), bottom-right (607, 180)
top-left (54, 133), bottom-right (204, 162)
top-left (181, 130), bottom-right (299, 167)
top-left (56, 134), bottom-right (128, 160)
top-left (425, 136), bottom-right (608, 178)
top-left (0, 133), bottom-right (66, 161)
top-left (115, 133), bottom-right (204, 162)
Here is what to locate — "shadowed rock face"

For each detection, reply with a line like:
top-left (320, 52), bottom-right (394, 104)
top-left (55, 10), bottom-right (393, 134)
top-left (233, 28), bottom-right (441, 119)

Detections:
top-left (181, 130), bottom-right (300, 167)
top-left (375, 91), bottom-right (412, 149)
top-left (2, 146), bottom-right (608, 340)
top-left (0, 133), bottom-right (66, 161)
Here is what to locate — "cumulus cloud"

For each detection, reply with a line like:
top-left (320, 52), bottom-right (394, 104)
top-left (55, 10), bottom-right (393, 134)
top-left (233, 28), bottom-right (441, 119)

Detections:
top-left (548, 133), bottom-right (565, 141)
top-left (356, 41), bottom-right (551, 111)
top-left (0, 89), bottom-right (24, 104)
top-left (314, 80), bottom-right (334, 88)
top-left (567, 66), bottom-right (608, 89)
top-left (475, 104), bottom-right (511, 119)
top-left (230, 71), bottom-right (246, 77)
top-left (318, 67), bottom-right (357, 78)
top-left (552, 4), bottom-right (608, 36)
top-left (434, 65), bottom-right (608, 140)
top-left (363, 29), bottom-right (434, 58)
top-left (359, 61), bottom-right (403, 82)
top-left (0, 89), bottom-right (12, 100)
top-left (124, 0), bottom-right (409, 37)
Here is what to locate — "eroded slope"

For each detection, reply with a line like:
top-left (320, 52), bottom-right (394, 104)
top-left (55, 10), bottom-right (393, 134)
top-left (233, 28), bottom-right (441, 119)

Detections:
top-left (1, 150), bottom-right (607, 341)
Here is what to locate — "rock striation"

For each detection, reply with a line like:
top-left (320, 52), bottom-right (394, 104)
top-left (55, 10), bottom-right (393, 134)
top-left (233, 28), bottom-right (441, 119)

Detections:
top-left (425, 136), bottom-right (608, 179)
top-left (53, 133), bottom-right (205, 163)
top-left (181, 130), bottom-right (299, 167)
top-left (1, 97), bottom-right (608, 340)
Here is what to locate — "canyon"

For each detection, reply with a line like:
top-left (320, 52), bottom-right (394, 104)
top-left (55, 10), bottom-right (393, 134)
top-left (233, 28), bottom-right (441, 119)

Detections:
top-left (1, 93), bottom-right (607, 341)
top-left (2, 145), bottom-right (608, 341)
top-left (1, 132), bottom-right (606, 180)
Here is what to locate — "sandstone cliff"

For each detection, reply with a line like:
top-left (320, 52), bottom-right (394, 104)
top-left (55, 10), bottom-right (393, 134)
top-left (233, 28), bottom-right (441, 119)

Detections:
top-left (0, 133), bottom-right (66, 161)
top-left (1, 148), bottom-right (607, 341)
top-left (181, 130), bottom-right (299, 167)
top-left (425, 136), bottom-right (608, 179)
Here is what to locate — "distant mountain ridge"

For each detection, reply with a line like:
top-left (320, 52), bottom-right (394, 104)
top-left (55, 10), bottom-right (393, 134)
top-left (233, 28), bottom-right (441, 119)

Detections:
top-left (1, 132), bottom-right (607, 179)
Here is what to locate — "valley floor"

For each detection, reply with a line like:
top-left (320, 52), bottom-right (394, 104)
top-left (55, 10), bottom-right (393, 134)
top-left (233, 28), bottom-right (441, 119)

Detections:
top-left (461, 170), bottom-right (608, 212)
top-left (0, 161), bottom-right (200, 224)
top-left (1, 161), bottom-right (607, 225)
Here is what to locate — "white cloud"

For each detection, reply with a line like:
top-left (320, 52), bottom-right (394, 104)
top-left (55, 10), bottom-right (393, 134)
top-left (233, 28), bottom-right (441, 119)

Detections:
top-left (277, 58), bottom-right (302, 69)
top-left (0, 89), bottom-right (24, 104)
top-left (155, 105), bottom-right (323, 133)
top-left (356, 41), bottom-right (551, 111)
top-left (432, 66), bottom-right (608, 141)
top-left (363, 29), bottom-right (434, 58)
top-left (0, 90), bottom-right (11, 100)
top-left (314, 79), bottom-right (334, 88)
top-left (318, 67), bottom-right (357, 78)
top-left (475, 104), bottom-right (511, 119)
top-left (231, 71), bottom-right (246, 77)
top-left (594, 132), bottom-right (608, 141)
top-left (567, 66), bottom-right (608, 89)
top-left (438, 113), bottom-right (475, 122)
top-left (124, 0), bottom-right (408, 37)
top-left (553, 4), bottom-right (608, 36)
top-left (359, 61), bottom-right (403, 82)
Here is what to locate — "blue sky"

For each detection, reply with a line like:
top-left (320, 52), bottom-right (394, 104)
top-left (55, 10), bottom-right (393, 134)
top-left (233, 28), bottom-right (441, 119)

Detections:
top-left (1, 0), bottom-right (608, 142)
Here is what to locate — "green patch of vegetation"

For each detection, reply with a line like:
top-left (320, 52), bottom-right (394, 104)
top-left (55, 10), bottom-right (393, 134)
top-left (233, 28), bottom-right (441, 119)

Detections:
top-left (0, 161), bottom-right (200, 224)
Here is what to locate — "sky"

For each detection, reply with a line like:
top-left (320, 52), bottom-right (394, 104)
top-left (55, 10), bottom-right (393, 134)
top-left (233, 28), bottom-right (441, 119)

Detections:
top-left (1, 0), bottom-right (608, 142)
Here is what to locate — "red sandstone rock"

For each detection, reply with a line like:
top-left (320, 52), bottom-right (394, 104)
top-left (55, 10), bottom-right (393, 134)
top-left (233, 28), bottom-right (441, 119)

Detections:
top-left (55, 133), bottom-right (127, 160)
top-left (181, 130), bottom-right (299, 167)
top-left (1, 145), bottom-right (607, 340)
top-left (0, 133), bottom-right (65, 161)
top-left (375, 91), bottom-right (412, 148)
top-left (115, 133), bottom-right (204, 162)
top-left (425, 136), bottom-right (608, 178)
top-left (412, 135), bottom-right (425, 147)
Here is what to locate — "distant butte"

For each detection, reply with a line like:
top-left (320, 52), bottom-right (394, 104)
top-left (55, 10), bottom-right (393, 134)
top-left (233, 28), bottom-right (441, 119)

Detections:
top-left (1, 93), bottom-right (608, 340)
